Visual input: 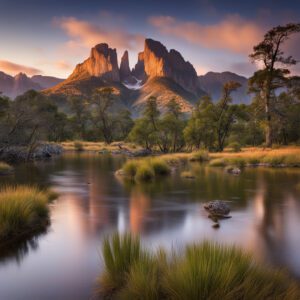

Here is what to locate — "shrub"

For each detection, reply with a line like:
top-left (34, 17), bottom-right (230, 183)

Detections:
top-left (74, 141), bottom-right (84, 152)
top-left (190, 150), bottom-right (210, 162)
top-left (228, 142), bottom-right (242, 152)
top-left (135, 163), bottom-right (155, 182)
top-left (209, 158), bottom-right (226, 167)
top-left (149, 158), bottom-right (170, 176)
top-left (0, 162), bottom-right (14, 175)
top-left (0, 185), bottom-right (56, 241)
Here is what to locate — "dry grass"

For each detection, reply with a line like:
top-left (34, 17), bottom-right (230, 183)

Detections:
top-left (60, 141), bottom-right (141, 152)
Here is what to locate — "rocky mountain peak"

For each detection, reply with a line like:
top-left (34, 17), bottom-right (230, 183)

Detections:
top-left (120, 50), bottom-right (131, 81)
top-left (68, 43), bottom-right (120, 81)
top-left (141, 38), bottom-right (198, 94)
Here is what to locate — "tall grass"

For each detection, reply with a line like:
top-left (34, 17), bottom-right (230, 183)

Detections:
top-left (0, 162), bottom-right (14, 175)
top-left (74, 141), bottom-right (84, 152)
top-left (0, 186), bottom-right (56, 241)
top-left (98, 233), bottom-right (300, 300)
top-left (122, 158), bottom-right (171, 182)
top-left (190, 150), bottom-right (210, 162)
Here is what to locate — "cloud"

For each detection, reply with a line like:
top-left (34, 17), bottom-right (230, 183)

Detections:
top-left (149, 15), bottom-right (263, 54)
top-left (55, 60), bottom-right (73, 70)
top-left (0, 60), bottom-right (42, 76)
top-left (55, 17), bottom-right (144, 50)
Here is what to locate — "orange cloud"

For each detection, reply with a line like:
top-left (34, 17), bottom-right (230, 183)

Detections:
top-left (55, 17), bottom-right (144, 50)
top-left (0, 60), bottom-right (42, 76)
top-left (149, 15), bottom-right (263, 54)
top-left (55, 60), bottom-right (73, 71)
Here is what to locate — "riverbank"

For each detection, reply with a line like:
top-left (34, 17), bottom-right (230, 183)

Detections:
top-left (61, 142), bottom-right (300, 168)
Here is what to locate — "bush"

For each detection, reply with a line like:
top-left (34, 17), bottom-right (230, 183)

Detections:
top-left (190, 150), bottom-right (210, 162)
top-left (0, 162), bottom-right (14, 175)
top-left (149, 158), bottom-right (170, 176)
top-left (98, 234), bottom-right (300, 300)
top-left (228, 142), bottom-right (242, 152)
top-left (0, 185), bottom-right (56, 241)
top-left (208, 158), bottom-right (226, 167)
top-left (74, 141), bottom-right (84, 152)
top-left (135, 163), bottom-right (155, 182)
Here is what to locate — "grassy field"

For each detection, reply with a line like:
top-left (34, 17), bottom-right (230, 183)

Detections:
top-left (98, 232), bottom-right (300, 299)
top-left (0, 186), bottom-right (57, 243)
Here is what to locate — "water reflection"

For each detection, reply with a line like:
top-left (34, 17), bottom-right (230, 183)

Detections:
top-left (0, 153), bottom-right (300, 299)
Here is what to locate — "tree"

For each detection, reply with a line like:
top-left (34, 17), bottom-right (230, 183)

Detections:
top-left (249, 23), bottom-right (300, 147)
top-left (91, 87), bottom-right (115, 144)
top-left (214, 81), bottom-right (242, 151)
top-left (158, 99), bottom-right (185, 152)
top-left (69, 95), bottom-right (89, 139)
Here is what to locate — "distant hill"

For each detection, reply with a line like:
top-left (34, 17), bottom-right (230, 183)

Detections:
top-left (198, 71), bottom-right (251, 103)
top-left (0, 71), bottom-right (64, 99)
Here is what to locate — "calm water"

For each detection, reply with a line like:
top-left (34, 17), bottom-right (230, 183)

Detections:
top-left (1, 152), bottom-right (300, 300)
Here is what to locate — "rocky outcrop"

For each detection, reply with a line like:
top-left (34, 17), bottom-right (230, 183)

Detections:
top-left (120, 50), bottom-right (131, 81)
top-left (68, 43), bottom-right (120, 81)
top-left (142, 39), bottom-right (199, 94)
top-left (13, 73), bottom-right (41, 96)
top-left (132, 52), bottom-right (146, 81)
top-left (204, 200), bottom-right (231, 217)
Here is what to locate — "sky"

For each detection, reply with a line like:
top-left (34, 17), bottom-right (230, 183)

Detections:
top-left (0, 0), bottom-right (299, 78)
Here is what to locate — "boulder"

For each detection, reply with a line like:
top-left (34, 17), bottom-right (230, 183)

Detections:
top-left (204, 200), bottom-right (231, 217)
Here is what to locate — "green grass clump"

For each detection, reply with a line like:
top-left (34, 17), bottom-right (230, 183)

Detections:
top-left (98, 234), bottom-right (300, 300)
top-left (122, 158), bottom-right (170, 182)
top-left (225, 157), bottom-right (246, 168)
top-left (262, 155), bottom-right (285, 167)
top-left (209, 158), bottom-right (226, 167)
top-left (122, 160), bottom-right (140, 178)
top-left (74, 141), bottom-right (84, 152)
top-left (99, 232), bottom-right (142, 295)
top-left (135, 163), bottom-right (155, 182)
top-left (190, 150), bottom-right (210, 162)
top-left (0, 162), bottom-right (14, 175)
top-left (149, 158), bottom-right (170, 176)
top-left (0, 185), bottom-right (56, 241)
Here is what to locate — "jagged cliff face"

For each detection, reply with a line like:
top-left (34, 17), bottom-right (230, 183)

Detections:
top-left (119, 50), bottom-right (131, 81)
top-left (141, 39), bottom-right (199, 94)
top-left (68, 43), bottom-right (120, 81)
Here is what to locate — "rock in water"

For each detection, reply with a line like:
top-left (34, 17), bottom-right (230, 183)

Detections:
top-left (204, 200), bottom-right (231, 217)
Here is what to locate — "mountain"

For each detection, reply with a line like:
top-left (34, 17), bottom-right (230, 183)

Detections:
top-left (0, 71), bottom-right (64, 99)
top-left (198, 71), bottom-right (250, 103)
top-left (45, 38), bottom-right (206, 114)
top-left (31, 75), bottom-right (64, 89)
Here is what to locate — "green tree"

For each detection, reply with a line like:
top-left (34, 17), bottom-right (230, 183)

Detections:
top-left (249, 23), bottom-right (300, 147)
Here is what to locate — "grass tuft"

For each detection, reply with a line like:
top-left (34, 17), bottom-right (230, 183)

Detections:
top-left (0, 185), bottom-right (57, 241)
top-left (0, 162), bottom-right (14, 175)
top-left (134, 163), bottom-right (155, 182)
top-left (149, 158), bottom-right (171, 176)
top-left (74, 141), bottom-right (84, 152)
top-left (209, 158), bottom-right (226, 167)
top-left (190, 150), bottom-right (210, 162)
top-left (98, 233), bottom-right (300, 300)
